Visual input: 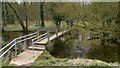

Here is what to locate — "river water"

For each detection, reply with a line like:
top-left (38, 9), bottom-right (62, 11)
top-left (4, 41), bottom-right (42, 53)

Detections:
top-left (2, 31), bottom-right (31, 45)
top-left (2, 32), bottom-right (30, 41)
top-left (47, 33), bottom-right (119, 63)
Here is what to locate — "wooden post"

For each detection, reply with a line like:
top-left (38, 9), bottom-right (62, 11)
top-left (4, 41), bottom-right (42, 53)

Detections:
top-left (47, 31), bottom-right (50, 43)
top-left (32, 40), bottom-right (34, 58)
top-left (0, 56), bottom-right (1, 65)
top-left (37, 30), bottom-right (40, 41)
top-left (0, 36), bottom-right (2, 67)
top-left (37, 30), bottom-right (40, 36)
top-left (15, 40), bottom-right (17, 57)
top-left (23, 41), bottom-right (27, 50)
top-left (61, 28), bottom-right (63, 34)
top-left (56, 29), bottom-right (58, 38)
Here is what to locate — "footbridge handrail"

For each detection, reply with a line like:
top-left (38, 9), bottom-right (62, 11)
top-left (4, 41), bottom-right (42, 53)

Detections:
top-left (0, 27), bottom-right (67, 63)
top-left (31, 28), bottom-right (67, 57)
top-left (0, 29), bottom-right (46, 59)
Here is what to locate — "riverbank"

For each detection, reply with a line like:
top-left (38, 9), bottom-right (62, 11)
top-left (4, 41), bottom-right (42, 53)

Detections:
top-left (3, 23), bottom-right (41, 32)
top-left (32, 50), bottom-right (119, 66)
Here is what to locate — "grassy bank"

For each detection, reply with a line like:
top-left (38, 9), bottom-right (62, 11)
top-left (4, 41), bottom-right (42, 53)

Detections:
top-left (32, 50), bottom-right (68, 66)
top-left (32, 50), bottom-right (119, 66)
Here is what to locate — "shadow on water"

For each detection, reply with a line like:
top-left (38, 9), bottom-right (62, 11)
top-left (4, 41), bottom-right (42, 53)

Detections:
top-left (48, 38), bottom-right (73, 58)
top-left (46, 34), bottom-right (119, 63)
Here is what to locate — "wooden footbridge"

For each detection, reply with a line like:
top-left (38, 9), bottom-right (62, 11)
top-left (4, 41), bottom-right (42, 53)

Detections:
top-left (0, 28), bottom-right (69, 66)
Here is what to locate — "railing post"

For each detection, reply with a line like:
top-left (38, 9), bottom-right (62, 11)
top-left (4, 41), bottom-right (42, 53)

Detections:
top-left (56, 29), bottom-right (58, 38)
top-left (47, 31), bottom-right (50, 43)
top-left (0, 46), bottom-right (2, 67)
top-left (61, 28), bottom-right (63, 34)
top-left (0, 56), bottom-right (2, 67)
top-left (23, 40), bottom-right (27, 50)
top-left (37, 30), bottom-right (40, 36)
top-left (32, 40), bottom-right (34, 58)
top-left (15, 39), bottom-right (17, 57)
top-left (37, 30), bottom-right (40, 41)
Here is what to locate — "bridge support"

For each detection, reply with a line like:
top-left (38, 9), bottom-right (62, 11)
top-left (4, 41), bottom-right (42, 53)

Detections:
top-left (56, 30), bottom-right (58, 39)
top-left (23, 40), bottom-right (27, 50)
top-left (15, 40), bottom-right (17, 57)
top-left (0, 51), bottom-right (2, 67)
top-left (32, 40), bottom-right (34, 58)
top-left (47, 31), bottom-right (50, 43)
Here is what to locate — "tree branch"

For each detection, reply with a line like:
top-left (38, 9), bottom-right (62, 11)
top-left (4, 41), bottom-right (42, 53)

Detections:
top-left (7, 2), bottom-right (26, 31)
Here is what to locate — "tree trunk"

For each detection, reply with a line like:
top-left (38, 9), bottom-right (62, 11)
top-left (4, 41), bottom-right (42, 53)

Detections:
top-left (2, 3), bottom-right (8, 25)
top-left (117, 2), bottom-right (120, 25)
top-left (40, 2), bottom-right (45, 27)
top-left (2, 2), bottom-right (6, 30)
top-left (7, 3), bottom-right (27, 31)
top-left (117, 1), bottom-right (120, 63)
top-left (24, 2), bottom-right (28, 30)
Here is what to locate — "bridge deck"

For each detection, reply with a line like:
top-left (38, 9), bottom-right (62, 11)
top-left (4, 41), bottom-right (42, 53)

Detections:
top-left (35, 30), bottom-right (68, 45)
top-left (10, 50), bottom-right (44, 66)
top-left (10, 30), bottom-right (69, 66)
top-left (10, 45), bottom-right (45, 66)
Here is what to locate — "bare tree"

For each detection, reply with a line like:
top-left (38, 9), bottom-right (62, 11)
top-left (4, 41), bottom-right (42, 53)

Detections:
top-left (40, 2), bottom-right (45, 27)
top-left (24, 2), bottom-right (28, 30)
top-left (7, 3), bottom-right (27, 31)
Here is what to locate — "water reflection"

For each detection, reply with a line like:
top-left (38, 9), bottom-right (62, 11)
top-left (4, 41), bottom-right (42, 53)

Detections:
top-left (47, 34), bottom-right (119, 63)
top-left (2, 31), bottom-right (32, 50)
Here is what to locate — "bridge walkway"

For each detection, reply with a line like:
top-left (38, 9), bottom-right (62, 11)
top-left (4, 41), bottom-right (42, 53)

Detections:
top-left (9, 30), bottom-right (68, 66)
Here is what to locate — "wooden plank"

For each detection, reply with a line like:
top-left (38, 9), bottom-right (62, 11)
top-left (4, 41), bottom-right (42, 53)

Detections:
top-left (10, 50), bottom-right (44, 66)
top-left (50, 30), bottom-right (68, 40)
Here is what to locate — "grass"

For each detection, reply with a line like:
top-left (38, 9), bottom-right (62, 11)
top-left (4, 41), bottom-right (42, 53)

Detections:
top-left (32, 50), bottom-right (119, 66)
top-left (3, 21), bottom-right (67, 31)
top-left (32, 50), bottom-right (68, 66)
top-left (4, 23), bottom-right (40, 31)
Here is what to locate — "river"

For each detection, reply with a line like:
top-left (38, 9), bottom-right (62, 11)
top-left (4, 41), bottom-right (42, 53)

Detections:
top-left (47, 33), bottom-right (119, 63)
